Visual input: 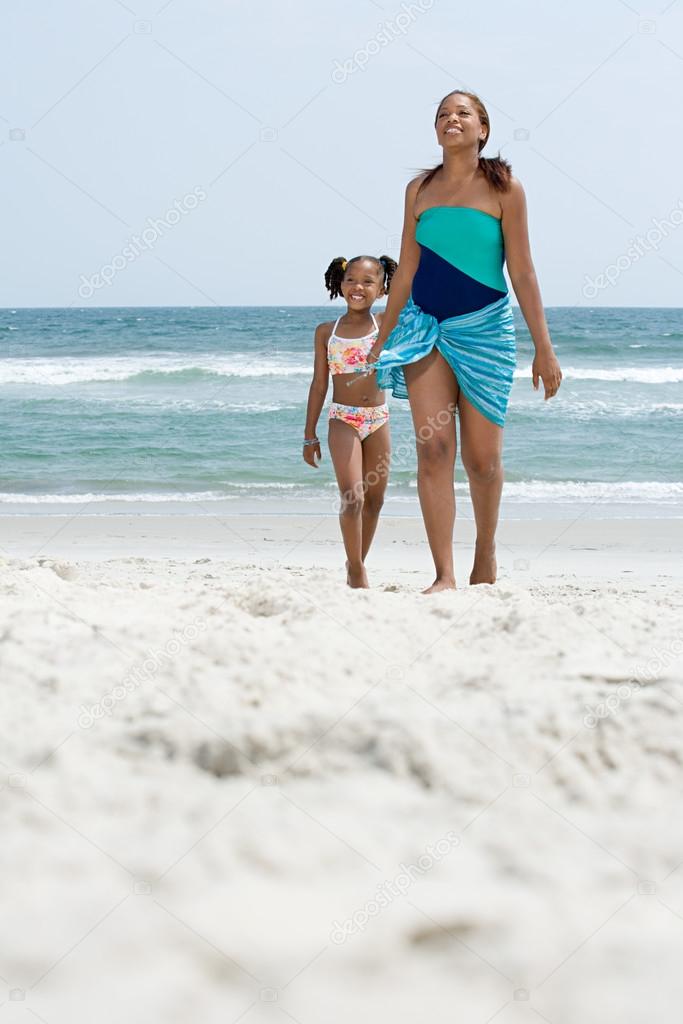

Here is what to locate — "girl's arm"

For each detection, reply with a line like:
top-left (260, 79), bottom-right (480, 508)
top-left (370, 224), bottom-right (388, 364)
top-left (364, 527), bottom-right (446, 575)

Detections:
top-left (501, 178), bottom-right (562, 400)
top-left (368, 175), bottom-right (426, 359)
top-left (303, 324), bottom-right (330, 466)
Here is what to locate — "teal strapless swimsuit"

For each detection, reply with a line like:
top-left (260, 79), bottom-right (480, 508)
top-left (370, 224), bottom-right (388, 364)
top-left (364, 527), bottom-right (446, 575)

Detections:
top-left (374, 206), bottom-right (516, 427)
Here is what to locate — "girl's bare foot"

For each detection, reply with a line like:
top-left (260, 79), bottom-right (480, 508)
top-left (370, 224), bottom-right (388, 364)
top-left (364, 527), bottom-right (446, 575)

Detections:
top-left (469, 543), bottom-right (497, 585)
top-left (422, 576), bottom-right (457, 595)
top-left (346, 560), bottom-right (369, 589)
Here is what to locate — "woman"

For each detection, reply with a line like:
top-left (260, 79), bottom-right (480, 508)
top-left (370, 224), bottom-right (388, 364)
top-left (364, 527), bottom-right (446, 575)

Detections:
top-left (367, 89), bottom-right (562, 593)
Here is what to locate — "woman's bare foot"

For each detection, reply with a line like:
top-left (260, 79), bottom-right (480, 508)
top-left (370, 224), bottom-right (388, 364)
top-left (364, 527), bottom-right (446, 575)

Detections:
top-left (469, 543), bottom-right (497, 585)
top-left (422, 576), bottom-right (457, 595)
top-left (346, 560), bottom-right (369, 589)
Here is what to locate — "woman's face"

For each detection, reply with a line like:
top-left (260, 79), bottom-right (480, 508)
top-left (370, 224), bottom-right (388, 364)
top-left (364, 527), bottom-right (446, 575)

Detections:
top-left (435, 93), bottom-right (487, 151)
top-left (341, 259), bottom-right (384, 308)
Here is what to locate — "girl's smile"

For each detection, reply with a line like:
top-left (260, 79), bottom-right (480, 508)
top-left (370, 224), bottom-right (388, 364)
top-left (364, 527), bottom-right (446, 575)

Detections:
top-left (341, 258), bottom-right (385, 311)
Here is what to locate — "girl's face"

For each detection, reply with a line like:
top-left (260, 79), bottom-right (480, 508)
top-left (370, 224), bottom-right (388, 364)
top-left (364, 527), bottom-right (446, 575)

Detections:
top-left (435, 93), bottom-right (487, 151)
top-left (341, 259), bottom-right (384, 309)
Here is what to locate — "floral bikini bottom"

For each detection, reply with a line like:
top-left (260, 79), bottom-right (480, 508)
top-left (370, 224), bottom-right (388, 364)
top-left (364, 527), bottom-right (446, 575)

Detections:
top-left (328, 402), bottom-right (389, 442)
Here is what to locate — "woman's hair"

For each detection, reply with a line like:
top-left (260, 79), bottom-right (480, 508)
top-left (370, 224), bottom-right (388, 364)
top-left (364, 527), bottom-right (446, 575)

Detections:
top-left (324, 254), bottom-right (398, 300)
top-left (416, 89), bottom-right (512, 197)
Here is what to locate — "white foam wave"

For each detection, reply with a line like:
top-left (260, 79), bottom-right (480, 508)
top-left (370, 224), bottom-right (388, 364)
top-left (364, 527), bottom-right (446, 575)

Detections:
top-left (2, 355), bottom-right (682, 387)
top-left (226, 482), bottom-right (301, 490)
top-left (405, 480), bottom-right (683, 502)
top-left (1, 480), bottom-right (681, 506)
top-left (0, 491), bottom-right (233, 504)
top-left (105, 398), bottom-right (296, 413)
top-left (0, 356), bottom-right (311, 386)
top-left (501, 480), bottom-right (683, 502)
top-left (513, 398), bottom-right (683, 419)
top-left (514, 365), bottom-right (683, 384)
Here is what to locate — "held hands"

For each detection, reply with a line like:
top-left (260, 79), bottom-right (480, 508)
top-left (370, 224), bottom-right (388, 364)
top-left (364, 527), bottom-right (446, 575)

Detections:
top-left (302, 440), bottom-right (321, 467)
top-left (362, 340), bottom-right (384, 378)
top-left (366, 340), bottom-right (384, 367)
top-left (532, 347), bottom-right (562, 400)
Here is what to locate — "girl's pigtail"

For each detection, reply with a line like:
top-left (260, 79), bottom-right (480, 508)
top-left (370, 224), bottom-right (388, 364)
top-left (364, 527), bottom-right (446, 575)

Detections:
top-left (377, 255), bottom-right (398, 293)
top-left (324, 257), bottom-right (347, 300)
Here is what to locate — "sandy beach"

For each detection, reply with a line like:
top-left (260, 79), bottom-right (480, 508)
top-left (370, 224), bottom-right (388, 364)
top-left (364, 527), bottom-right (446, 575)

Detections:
top-left (6, 0), bottom-right (683, 1016)
top-left (2, 512), bottom-right (682, 1021)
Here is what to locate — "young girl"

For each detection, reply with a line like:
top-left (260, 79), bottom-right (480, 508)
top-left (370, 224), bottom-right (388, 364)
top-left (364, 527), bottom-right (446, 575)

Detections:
top-left (303, 254), bottom-right (397, 589)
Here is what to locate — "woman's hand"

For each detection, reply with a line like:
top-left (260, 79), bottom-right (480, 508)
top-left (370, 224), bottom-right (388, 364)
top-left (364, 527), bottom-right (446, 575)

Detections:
top-left (532, 347), bottom-right (562, 400)
top-left (365, 340), bottom-right (385, 369)
top-left (303, 441), bottom-right (321, 467)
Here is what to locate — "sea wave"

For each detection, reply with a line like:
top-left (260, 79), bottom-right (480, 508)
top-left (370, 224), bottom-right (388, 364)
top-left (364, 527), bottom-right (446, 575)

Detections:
top-left (0, 356), bottom-right (311, 386)
top-left (499, 480), bottom-right (683, 502)
top-left (1, 480), bottom-right (681, 505)
top-left (2, 355), bottom-right (683, 387)
top-left (404, 480), bottom-right (683, 502)
top-left (0, 491), bottom-right (234, 504)
top-left (512, 398), bottom-right (683, 419)
top-left (514, 365), bottom-right (683, 383)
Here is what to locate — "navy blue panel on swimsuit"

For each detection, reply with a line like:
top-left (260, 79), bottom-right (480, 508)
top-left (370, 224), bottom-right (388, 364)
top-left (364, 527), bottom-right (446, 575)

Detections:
top-left (411, 244), bottom-right (507, 322)
top-left (372, 207), bottom-right (517, 427)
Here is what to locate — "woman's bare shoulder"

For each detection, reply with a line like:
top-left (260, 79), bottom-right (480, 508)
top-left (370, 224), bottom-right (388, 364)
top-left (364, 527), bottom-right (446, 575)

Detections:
top-left (406, 171), bottom-right (431, 197)
top-left (403, 172), bottom-right (432, 221)
top-left (500, 175), bottom-right (526, 209)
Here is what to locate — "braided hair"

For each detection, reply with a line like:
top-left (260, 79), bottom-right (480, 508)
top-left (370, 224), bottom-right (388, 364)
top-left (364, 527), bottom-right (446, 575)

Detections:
top-left (324, 254), bottom-right (398, 300)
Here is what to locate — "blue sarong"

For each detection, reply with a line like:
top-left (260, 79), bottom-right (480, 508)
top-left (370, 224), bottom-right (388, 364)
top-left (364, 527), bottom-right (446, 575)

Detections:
top-left (374, 294), bottom-right (517, 427)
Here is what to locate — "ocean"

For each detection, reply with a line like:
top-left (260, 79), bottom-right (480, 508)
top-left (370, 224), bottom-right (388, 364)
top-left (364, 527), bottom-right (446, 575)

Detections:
top-left (1, 306), bottom-right (681, 518)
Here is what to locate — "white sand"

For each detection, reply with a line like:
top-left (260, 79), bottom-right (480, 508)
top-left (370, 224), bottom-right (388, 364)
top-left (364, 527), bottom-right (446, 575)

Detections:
top-left (1, 514), bottom-right (683, 1022)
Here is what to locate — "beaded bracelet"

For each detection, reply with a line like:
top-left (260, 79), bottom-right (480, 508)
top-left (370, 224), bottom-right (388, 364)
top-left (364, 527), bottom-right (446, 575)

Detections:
top-left (302, 438), bottom-right (319, 446)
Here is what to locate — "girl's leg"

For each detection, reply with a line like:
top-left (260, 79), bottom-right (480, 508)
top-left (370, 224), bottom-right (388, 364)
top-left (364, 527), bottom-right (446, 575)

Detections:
top-left (457, 392), bottom-right (504, 585)
top-left (360, 421), bottom-right (391, 562)
top-left (403, 350), bottom-right (460, 593)
top-left (328, 419), bottom-right (368, 588)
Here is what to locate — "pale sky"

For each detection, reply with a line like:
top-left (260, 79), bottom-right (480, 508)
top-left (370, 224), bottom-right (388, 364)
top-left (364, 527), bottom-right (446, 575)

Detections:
top-left (3, 0), bottom-right (683, 307)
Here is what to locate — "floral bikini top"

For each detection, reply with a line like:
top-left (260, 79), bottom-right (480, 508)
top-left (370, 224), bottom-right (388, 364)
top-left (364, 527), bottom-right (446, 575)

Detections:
top-left (327, 311), bottom-right (379, 374)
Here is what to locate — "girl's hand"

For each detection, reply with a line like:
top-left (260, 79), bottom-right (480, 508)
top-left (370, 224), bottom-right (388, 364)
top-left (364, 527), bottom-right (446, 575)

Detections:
top-left (303, 441), bottom-right (321, 467)
top-left (532, 347), bottom-right (562, 400)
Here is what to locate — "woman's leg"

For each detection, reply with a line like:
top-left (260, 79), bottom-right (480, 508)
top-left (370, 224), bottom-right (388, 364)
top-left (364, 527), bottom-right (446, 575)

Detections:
top-left (360, 421), bottom-right (391, 562)
top-left (328, 419), bottom-right (368, 588)
top-left (457, 392), bottom-right (504, 585)
top-left (404, 350), bottom-right (460, 593)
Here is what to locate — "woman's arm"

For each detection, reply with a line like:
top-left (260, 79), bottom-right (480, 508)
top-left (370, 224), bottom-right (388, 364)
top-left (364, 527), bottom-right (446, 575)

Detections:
top-left (303, 324), bottom-right (330, 466)
top-left (368, 175), bottom-right (425, 359)
top-left (502, 178), bottom-right (562, 399)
